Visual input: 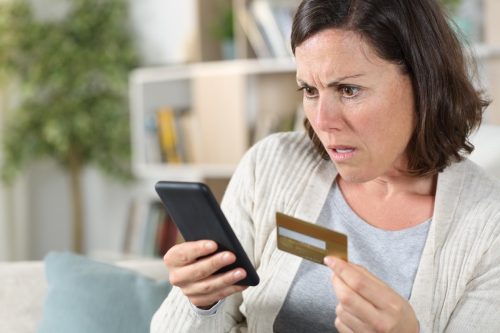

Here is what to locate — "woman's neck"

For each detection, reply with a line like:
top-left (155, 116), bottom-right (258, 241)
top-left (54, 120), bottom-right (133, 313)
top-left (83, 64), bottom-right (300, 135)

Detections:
top-left (355, 173), bottom-right (437, 199)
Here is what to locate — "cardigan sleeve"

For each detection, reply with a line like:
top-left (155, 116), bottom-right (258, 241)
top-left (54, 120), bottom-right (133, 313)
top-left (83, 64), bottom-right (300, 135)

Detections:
top-left (150, 143), bottom-right (259, 333)
top-left (443, 227), bottom-right (500, 333)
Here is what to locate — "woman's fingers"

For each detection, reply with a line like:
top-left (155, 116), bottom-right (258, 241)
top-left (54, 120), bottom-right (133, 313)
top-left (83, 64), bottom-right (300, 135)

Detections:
top-left (169, 250), bottom-right (236, 287)
top-left (189, 283), bottom-right (248, 308)
top-left (164, 240), bottom-right (218, 267)
top-left (325, 256), bottom-right (419, 333)
top-left (335, 304), bottom-right (369, 333)
top-left (325, 256), bottom-right (392, 309)
top-left (331, 268), bottom-right (378, 325)
top-left (164, 240), bottom-right (249, 308)
top-left (334, 316), bottom-right (355, 333)
top-left (183, 267), bottom-right (247, 297)
top-left (185, 268), bottom-right (248, 307)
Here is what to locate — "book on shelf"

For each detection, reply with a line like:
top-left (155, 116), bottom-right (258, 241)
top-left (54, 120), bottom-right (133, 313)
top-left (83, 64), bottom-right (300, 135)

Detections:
top-left (156, 107), bottom-right (184, 164)
top-left (236, 2), bottom-right (274, 58)
top-left (239, 0), bottom-right (298, 58)
top-left (250, 0), bottom-right (290, 58)
top-left (143, 113), bottom-right (162, 164)
top-left (269, 0), bottom-right (297, 55)
top-left (176, 110), bottom-right (203, 164)
top-left (123, 198), bottom-right (149, 256)
top-left (156, 212), bottom-right (183, 256)
top-left (123, 199), bottom-right (182, 257)
top-left (252, 102), bottom-right (305, 143)
top-left (122, 179), bottom-right (234, 258)
top-left (144, 106), bottom-right (200, 164)
top-left (141, 201), bottom-right (163, 256)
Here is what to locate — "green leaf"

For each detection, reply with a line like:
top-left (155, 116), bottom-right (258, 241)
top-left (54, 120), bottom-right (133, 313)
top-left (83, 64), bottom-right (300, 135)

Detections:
top-left (0, 0), bottom-right (138, 183)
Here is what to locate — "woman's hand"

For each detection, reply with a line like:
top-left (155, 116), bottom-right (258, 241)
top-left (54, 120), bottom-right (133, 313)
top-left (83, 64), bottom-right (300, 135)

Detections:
top-left (164, 240), bottom-right (248, 308)
top-left (324, 257), bottom-right (419, 333)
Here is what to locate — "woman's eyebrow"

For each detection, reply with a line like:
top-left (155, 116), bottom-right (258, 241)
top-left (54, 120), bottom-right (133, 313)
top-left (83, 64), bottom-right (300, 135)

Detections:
top-left (326, 74), bottom-right (365, 87)
top-left (296, 74), bottom-right (365, 87)
top-left (296, 79), bottom-right (310, 86)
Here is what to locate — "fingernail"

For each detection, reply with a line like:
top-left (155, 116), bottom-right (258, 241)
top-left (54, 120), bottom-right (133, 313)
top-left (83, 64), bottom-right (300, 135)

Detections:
top-left (222, 252), bottom-right (232, 262)
top-left (205, 242), bottom-right (215, 250)
top-left (233, 270), bottom-right (242, 278)
top-left (324, 256), bottom-right (335, 267)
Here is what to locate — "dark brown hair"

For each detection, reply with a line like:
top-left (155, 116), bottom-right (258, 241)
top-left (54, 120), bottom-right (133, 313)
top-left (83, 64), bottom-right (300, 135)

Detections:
top-left (291, 0), bottom-right (490, 176)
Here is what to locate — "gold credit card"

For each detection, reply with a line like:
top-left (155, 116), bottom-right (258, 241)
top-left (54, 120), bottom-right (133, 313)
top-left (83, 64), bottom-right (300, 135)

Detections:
top-left (276, 212), bottom-right (348, 264)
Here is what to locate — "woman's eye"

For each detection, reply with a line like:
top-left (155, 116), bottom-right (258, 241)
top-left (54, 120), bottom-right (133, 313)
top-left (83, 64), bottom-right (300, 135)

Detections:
top-left (298, 86), bottom-right (318, 98)
top-left (340, 86), bottom-right (360, 98)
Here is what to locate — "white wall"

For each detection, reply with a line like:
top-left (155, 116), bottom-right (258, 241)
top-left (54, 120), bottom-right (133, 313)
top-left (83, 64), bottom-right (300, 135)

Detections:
top-left (81, 168), bottom-right (156, 259)
top-left (0, 90), bottom-right (9, 260)
top-left (28, 0), bottom-right (196, 65)
top-left (128, 0), bottom-right (196, 65)
top-left (25, 162), bottom-right (147, 260)
top-left (26, 161), bottom-right (73, 259)
top-left (0, 83), bottom-right (30, 261)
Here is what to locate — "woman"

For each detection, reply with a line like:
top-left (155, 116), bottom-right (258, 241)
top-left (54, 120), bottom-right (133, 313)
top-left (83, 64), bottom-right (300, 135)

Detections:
top-left (151, 0), bottom-right (500, 332)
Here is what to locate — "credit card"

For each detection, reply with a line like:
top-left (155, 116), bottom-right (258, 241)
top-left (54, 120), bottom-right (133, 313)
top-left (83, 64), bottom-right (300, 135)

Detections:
top-left (276, 212), bottom-right (348, 264)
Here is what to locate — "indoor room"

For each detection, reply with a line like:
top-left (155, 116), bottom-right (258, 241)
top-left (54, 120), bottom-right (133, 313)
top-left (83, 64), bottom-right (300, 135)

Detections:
top-left (0, 0), bottom-right (499, 332)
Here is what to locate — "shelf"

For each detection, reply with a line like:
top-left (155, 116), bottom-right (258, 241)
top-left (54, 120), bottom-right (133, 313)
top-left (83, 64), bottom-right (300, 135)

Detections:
top-left (470, 44), bottom-right (500, 60)
top-left (129, 58), bottom-right (296, 83)
top-left (129, 58), bottom-right (300, 182)
top-left (133, 163), bottom-right (237, 181)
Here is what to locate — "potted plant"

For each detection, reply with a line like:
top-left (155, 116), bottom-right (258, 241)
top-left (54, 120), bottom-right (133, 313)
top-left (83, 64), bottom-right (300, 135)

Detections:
top-left (211, 3), bottom-right (236, 59)
top-left (0, 0), bottom-right (138, 252)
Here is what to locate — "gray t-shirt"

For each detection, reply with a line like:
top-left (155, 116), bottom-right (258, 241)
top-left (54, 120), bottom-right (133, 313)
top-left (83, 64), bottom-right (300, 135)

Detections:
top-left (273, 182), bottom-right (431, 333)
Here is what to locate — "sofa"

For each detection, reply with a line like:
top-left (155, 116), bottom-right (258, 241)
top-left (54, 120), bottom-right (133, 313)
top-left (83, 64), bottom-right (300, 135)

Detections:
top-left (0, 253), bottom-right (169, 333)
top-left (1, 124), bottom-right (499, 333)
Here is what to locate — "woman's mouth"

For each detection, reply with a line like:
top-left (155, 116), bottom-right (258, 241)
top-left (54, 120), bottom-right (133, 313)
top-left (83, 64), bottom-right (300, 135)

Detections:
top-left (335, 148), bottom-right (354, 153)
top-left (328, 146), bottom-right (356, 161)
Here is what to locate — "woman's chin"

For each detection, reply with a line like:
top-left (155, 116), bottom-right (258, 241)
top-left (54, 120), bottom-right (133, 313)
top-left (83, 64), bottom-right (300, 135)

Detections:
top-left (335, 167), bottom-right (373, 183)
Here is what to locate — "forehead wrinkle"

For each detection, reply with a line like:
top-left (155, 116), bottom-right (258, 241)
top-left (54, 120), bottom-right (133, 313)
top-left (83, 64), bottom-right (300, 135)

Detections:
top-left (297, 34), bottom-right (369, 87)
top-left (295, 29), bottom-right (399, 90)
top-left (297, 71), bottom-right (366, 89)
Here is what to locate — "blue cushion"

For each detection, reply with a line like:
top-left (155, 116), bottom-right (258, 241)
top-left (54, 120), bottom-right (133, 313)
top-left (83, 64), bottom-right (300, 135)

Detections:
top-left (37, 252), bottom-right (171, 333)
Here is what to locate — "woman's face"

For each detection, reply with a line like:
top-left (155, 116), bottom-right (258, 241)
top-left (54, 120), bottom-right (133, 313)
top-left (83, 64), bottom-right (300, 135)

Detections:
top-left (295, 29), bottom-right (416, 183)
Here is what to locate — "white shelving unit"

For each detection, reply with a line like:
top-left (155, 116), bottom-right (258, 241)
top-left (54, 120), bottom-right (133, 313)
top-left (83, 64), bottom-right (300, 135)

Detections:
top-left (129, 58), bottom-right (300, 183)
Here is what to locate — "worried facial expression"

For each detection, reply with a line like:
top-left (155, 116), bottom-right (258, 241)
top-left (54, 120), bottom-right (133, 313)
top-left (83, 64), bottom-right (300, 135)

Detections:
top-left (295, 29), bottom-right (416, 182)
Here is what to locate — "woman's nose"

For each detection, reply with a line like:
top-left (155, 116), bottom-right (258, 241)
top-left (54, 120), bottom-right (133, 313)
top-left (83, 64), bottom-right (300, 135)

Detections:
top-left (314, 97), bottom-right (341, 131)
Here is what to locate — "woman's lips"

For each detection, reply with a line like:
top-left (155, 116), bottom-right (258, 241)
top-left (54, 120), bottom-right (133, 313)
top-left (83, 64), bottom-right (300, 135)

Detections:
top-left (328, 146), bottom-right (356, 161)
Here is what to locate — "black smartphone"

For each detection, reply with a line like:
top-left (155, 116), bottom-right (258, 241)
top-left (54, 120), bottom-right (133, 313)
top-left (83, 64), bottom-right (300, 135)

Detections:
top-left (154, 181), bottom-right (260, 286)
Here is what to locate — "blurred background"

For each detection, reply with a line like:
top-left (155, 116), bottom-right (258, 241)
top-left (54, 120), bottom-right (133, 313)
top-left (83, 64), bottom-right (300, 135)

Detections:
top-left (0, 0), bottom-right (498, 261)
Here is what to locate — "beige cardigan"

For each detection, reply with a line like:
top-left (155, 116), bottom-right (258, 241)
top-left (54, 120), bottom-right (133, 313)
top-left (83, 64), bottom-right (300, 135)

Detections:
top-left (151, 132), bottom-right (500, 333)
